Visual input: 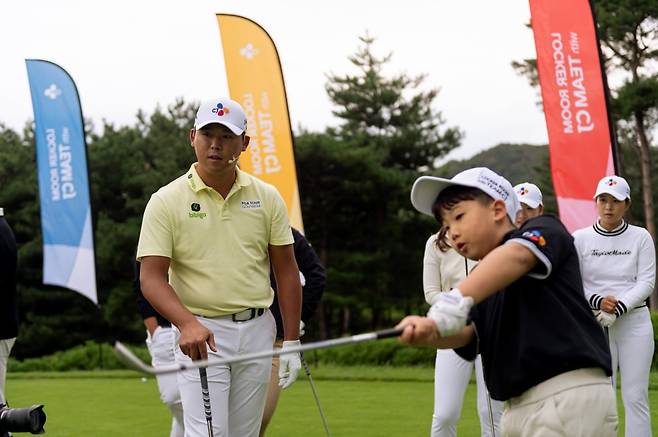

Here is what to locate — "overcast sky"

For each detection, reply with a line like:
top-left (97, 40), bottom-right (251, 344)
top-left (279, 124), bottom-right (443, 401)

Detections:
top-left (1, 0), bottom-right (548, 162)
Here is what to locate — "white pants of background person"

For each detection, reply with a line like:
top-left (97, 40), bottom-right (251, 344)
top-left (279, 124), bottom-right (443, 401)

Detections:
top-left (0, 338), bottom-right (16, 404)
top-left (146, 326), bottom-right (184, 437)
top-left (608, 307), bottom-right (654, 437)
top-left (175, 310), bottom-right (276, 437)
top-left (432, 349), bottom-right (503, 437)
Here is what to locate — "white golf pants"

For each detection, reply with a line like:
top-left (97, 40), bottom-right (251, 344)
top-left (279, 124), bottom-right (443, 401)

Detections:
top-left (432, 349), bottom-right (503, 437)
top-left (608, 307), bottom-right (654, 437)
top-left (174, 310), bottom-right (275, 437)
top-left (146, 326), bottom-right (184, 437)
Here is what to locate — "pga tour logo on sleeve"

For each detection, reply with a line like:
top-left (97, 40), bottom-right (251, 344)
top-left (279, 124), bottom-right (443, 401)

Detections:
top-left (241, 200), bottom-right (261, 209)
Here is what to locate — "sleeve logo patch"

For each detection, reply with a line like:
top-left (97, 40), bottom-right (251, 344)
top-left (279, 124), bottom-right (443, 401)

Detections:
top-left (522, 230), bottom-right (546, 247)
top-left (241, 200), bottom-right (261, 209)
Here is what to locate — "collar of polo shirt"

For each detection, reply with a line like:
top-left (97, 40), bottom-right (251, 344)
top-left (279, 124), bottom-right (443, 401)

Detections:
top-left (186, 164), bottom-right (252, 193)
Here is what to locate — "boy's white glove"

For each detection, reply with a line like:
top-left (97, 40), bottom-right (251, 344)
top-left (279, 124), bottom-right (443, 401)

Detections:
top-left (279, 340), bottom-right (302, 389)
top-left (427, 288), bottom-right (473, 337)
top-left (596, 311), bottom-right (617, 328)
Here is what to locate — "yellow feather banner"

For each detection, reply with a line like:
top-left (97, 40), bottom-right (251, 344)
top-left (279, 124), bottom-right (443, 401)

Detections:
top-left (217, 14), bottom-right (304, 232)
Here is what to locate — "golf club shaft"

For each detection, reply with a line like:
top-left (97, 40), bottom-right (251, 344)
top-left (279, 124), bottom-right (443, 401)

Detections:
top-left (300, 351), bottom-right (331, 437)
top-left (115, 327), bottom-right (403, 375)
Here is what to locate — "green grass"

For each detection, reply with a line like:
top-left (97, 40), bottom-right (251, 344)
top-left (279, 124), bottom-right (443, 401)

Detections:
top-left (5, 366), bottom-right (658, 436)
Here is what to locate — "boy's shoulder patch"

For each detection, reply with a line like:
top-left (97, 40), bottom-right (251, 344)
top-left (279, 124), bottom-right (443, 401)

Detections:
top-left (521, 229), bottom-right (546, 247)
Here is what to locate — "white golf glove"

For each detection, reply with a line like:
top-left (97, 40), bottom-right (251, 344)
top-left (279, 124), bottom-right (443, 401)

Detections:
top-left (427, 288), bottom-right (474, 337)
top-left (299, 320), bottom-right (306, 337)
top-left (596, 311), bottom-right (617, 328)
top-left (278, 340), bottom-right (302, 389)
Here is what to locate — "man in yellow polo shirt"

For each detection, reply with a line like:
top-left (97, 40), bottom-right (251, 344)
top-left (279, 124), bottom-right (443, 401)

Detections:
top-left (137, 97), bottom-right (302, 437)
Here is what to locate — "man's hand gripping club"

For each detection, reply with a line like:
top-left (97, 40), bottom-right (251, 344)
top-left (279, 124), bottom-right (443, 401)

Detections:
top-left (178, 318), bottom-right (217, 361)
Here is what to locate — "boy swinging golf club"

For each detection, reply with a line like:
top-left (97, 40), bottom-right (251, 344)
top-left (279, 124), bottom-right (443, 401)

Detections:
top-left (398, 167), bottom-right (617, 436)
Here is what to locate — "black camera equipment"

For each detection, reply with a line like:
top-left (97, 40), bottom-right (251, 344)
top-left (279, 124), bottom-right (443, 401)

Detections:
top-left (0, 403), bottom-right (46, 436)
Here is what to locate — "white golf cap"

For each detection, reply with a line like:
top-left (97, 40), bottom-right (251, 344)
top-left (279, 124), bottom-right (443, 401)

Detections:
top-left (194, 98), bottom-right (247, 135)
top-left (514, 182), bottom-right (543, 208)
top-left (594, 175), bottom-right (631, 201)
top-left (410, 167), bottom-right (520, 223)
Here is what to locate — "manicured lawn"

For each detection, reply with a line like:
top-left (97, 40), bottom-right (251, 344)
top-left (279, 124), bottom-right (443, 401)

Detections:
top-left (5, 366), bottom-right (658, 436)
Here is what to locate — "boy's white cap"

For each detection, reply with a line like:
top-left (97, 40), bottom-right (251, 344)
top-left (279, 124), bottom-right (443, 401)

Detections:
top-left (514, 182), bottom-right (543, 208)
top-left (410, 167), bottom-right (519, 222)
top-left (594, 175), bottom-right (631, 201)
top-left (194, 98), bottom-right (247, 135)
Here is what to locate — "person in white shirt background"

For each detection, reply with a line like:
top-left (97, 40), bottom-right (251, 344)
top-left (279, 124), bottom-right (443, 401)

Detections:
top-left (572, 175), bottom-right (656, 437)
top-left (422, 227), bottom-right (502, 437)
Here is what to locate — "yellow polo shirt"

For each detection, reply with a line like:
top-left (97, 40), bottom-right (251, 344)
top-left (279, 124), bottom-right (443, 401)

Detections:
top-left (137, 164), bottom-right (293, 316)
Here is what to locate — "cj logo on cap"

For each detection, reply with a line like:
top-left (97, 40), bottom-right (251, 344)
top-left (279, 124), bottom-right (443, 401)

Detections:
top-left (518, 186), bottom-right (529, 196)
top-left (212, 103), bottom-right (230, 117)
top-left (606, 178), bottom-right (618, 187)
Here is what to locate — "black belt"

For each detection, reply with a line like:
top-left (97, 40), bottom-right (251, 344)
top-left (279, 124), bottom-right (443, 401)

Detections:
top-left (195, 308), bottom-right (266, 322)
top-left (232, 308), bottom-right (266, 322)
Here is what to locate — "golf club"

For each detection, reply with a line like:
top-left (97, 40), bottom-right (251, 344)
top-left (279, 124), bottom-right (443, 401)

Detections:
top-left (115, 328), bottom-right (403, 375)
top-left (199, 368), bottom-right (214, 437)
top-left (300, 351), bottom-right (331, 437)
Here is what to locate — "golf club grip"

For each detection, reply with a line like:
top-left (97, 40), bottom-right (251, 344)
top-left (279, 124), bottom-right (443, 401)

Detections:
top-left (374, 328), bottom-right (403, 339)
top-left (199, 368), bottom-right (212, 420)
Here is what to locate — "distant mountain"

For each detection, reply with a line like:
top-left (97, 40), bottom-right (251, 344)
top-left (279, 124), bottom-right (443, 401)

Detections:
top-left (434, 143), bottom-right (557, 213)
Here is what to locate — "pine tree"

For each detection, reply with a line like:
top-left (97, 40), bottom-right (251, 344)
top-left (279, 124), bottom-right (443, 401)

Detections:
top-left (325, 34), bottom-right (462, 171)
